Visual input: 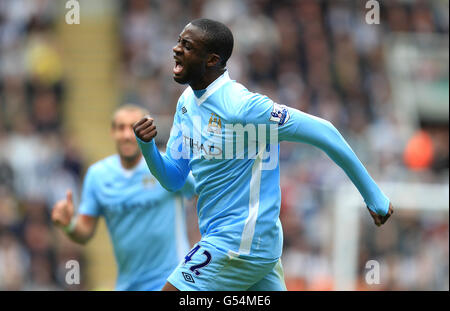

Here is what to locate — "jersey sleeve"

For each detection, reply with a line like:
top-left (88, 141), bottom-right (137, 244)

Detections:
top-left (241, 90), bottom-right (292, 143)
top-left (78, 167), bottom-right (102, 217)
top-left (136, 103), bottom-right (191, 192)
top-left (242, 90), bottom-right (390, 216)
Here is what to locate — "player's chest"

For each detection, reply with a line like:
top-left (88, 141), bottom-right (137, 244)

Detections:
top-left (96, 173), bottom-right (169, 208)
top-left (180, 106), bottom-right (261, 163)
top-left (179, 104), bottom-right (227, 159)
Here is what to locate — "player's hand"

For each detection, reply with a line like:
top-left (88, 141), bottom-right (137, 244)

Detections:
top-left (133, 116), bottom-right (157, 143)
top-left (367, 202), bottom-right (394, 227)
top-left (52, 190), bottom-right (74, 227)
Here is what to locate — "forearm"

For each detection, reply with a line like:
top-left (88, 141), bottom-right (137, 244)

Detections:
top-left (283, 110), bottom-right (390, 216)
top-left (64, 216), bottom-right (95, 245)
top-left (136, 137), bottom-right (188, 192)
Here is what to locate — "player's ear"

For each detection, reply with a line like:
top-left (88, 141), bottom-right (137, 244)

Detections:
top-left (206, 53), bottom-right (221, 68)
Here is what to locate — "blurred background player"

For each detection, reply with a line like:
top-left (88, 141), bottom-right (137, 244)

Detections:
top-left (51, 104), bottom-right (196, 290)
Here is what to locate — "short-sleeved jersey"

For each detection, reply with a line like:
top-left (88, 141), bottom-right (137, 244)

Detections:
top-left (78, 154), bottom-right (195, 290)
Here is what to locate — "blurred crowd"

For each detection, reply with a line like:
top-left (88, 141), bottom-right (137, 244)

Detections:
top-left (0, 0), bottom-right (448, 290)
top-left (0, 0), bottom-right (85, 290)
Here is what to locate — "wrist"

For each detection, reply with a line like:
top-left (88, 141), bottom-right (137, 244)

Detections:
top-left (63, 216), bottom-right (77, 234)
top-left (136, 134), bottom-right (154, 145)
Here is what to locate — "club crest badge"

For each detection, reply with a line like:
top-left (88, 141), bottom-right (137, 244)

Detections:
top-left (207, 113), bottom-right (222, 135)
top-left (142, 176), bottom-right (155, 188)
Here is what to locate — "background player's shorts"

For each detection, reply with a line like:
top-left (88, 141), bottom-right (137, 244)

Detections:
top-left (167, 240), bottom-right (287, 291)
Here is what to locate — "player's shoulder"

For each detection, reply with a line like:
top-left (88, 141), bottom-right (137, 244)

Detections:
top-left (224, 80), bottom-right (248, 98)
top-left (172, 87), bottom-right (194, 115)
top-left (224, 81), bottom-right (274, 120)
top-left (226, 81), bottom-right (272, 105)
top-left (219, 81), bottom-right (252, 119)
top-left (87, 154), bottom-right (120, 177)
top-left (177, 87), bottom-right (193, 106)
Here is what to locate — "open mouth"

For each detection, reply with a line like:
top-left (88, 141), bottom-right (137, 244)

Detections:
top-left (173, 60), bottom-right (184, 75)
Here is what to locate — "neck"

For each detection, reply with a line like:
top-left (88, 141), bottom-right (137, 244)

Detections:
top-left (120, 153), bottom-right (142, 170)
top-left (190, 68), bottom-right (225, 90)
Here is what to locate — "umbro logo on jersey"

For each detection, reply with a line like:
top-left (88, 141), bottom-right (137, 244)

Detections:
top-left (182, 272), bottom-right (195, 283)
top-left (181, 106), bottom-right (187, 114)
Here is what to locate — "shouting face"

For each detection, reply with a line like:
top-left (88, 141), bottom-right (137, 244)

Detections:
top-left (172, 23), bottom-right (210, 87)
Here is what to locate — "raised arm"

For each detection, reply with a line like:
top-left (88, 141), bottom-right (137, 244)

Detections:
top-left (134, 116), bottom-right (190, 192)
top-left (52, 186), bottom-right (99, 245)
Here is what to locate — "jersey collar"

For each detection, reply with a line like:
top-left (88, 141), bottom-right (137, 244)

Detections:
top-left (190, 70), bottom-right (231, 106)
top-left (119, 155), bottom-right (146, 178)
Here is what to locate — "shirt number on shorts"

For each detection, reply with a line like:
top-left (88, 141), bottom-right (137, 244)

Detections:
top-left (184, 245), bottom-right (212, 276)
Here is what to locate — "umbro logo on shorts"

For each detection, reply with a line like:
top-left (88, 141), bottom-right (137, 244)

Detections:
top-left (182, 272), bottom-right (195, 283)
top-left (181, 106), bottom-right (187, 114)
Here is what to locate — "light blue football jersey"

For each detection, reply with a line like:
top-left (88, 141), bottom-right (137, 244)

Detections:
top-left (137, 70), bottom-right (390, 261)
top-left (78, 154), bottom-right (195, 290)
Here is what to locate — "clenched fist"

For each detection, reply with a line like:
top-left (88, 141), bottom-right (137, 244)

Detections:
top-left (133, 116), bottom-right (157, 143)
top-left (52, 190), bottom-right (74, 228)
top-left (367, 202), bottom-right (394, 227)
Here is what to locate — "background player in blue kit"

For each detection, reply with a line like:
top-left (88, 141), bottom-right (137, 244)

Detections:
top-left (52, 104), bottom-right (195, 291)
top-left (133, 19), bottom-right (394, 291)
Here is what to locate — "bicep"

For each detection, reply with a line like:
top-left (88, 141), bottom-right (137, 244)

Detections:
top-left (240, 91), bottom-right (343, 148)
top-left (242, 91), bottom-right (294, 144)
top-left (278, 108), bottom-right (347, 148)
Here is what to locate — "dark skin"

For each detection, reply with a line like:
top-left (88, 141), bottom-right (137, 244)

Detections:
top-left (133, 23), bottom-right (224, 143)
top-left (368, 203), bottom-right (394, 227)
top-left (134, 22), bottom-right (394, 292)
top-left (135, 23), bottom-right (223, 291)
top-left (172, 23), bottom-right (225, 90)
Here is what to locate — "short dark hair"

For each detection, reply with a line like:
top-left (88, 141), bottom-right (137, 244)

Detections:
top-left (190, 18), bottom-right (234, 67)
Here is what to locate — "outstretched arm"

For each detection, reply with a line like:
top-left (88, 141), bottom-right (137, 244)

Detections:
top-left (280, 108), bottom-right (393, 221)
top-left (242, 91), bottom-right (393, 224)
